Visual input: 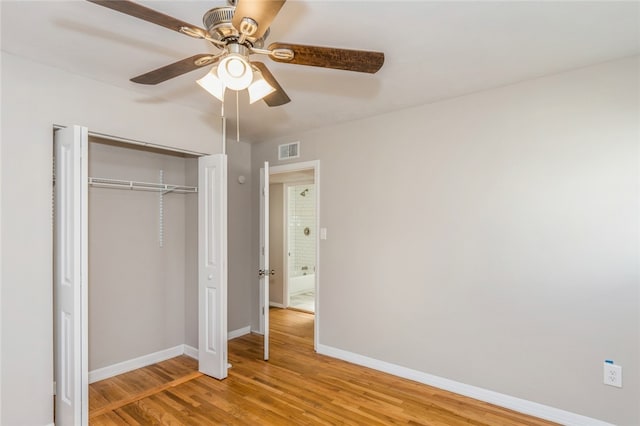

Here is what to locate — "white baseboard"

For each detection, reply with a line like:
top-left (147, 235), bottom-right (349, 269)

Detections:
top-left (269, 302), bottom-right (286, 308)
top-left (89, 345), bottom-right (184, 384)
top-left (183, 344), bottom-right (199, 360)
top-left (180, 327), bottom-right (253, 361)
top-left (183, 326), bottom-right (251, 361)
top-left (316, 344), bottom-right (613, 426)
top-left (228, 325), bottom-right (251, 340)
top-left (88, 326), bottom-right (254, 383)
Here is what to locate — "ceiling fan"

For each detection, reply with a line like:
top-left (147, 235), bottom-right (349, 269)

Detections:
top-left (86, 0), bottom-right (385, 106)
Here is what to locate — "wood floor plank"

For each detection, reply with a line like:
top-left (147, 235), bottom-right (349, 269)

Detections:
top-left (90, 411), bottom-right (132, 426)
top-left (90, 371), bottom-right (203, 419)
top-left (90, 309), bottom-right (558, 425)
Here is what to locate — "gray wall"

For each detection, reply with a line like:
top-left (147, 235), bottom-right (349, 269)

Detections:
top-left (0, 52), bottom-right (223, 426)
top-left (181, 139), bottom-right (255, 349)
top-left (226, 139), bottom-right (254, 334)
top-left (88, 141), bottom-right (196, 370)
top-left (252, 57), bottom-right (640, 425)
top-left (184, 158), bottom-right (199, 348)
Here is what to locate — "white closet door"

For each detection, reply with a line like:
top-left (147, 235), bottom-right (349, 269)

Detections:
top-left (198, 154), bottom-right (228, 379)
top-left (54, 125), bottom-right (88, 425)
top-left (259, 162), bottom-right (270, 360)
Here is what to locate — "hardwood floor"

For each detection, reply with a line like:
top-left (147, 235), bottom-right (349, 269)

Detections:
top-left (90, 309), bottom-right (557, 425)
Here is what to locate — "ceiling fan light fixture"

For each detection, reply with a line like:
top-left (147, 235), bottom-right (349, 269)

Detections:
top-left (217, 53), bottom-right (253, 90)
top-left (248, 69), bottom-right (276, 104)
top-left (196, 67), bottom-right (225, 102)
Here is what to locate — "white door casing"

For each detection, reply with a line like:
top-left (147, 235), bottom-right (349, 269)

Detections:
top-left (259, 162), bottom-right (270, 360)
top-left (198, 154), bottom-right (228, 379)
top-left (54, 126), bottom-right (89, 425)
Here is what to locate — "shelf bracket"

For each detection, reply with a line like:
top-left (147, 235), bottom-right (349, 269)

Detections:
top-left (159, 170), bottom-right (164, 248)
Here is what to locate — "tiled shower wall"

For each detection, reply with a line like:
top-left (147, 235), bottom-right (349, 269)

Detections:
top-left (288, 184), bottom-right (316, 277)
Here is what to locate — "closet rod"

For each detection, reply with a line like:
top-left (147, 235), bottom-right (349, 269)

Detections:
top-left (89, 177), bottom-right (197, 194)
top-left (53, 125), bottom-right (206, 157)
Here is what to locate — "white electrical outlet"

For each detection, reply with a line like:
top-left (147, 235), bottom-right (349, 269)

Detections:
top-left (320, 228), bottom-right (327, 240)
top-left (603, 362), bottom-right (622, 388)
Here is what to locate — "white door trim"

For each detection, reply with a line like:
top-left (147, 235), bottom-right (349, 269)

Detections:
top-left (283, 183), bottom-right (291, 308)
top-left (259, 162), bottom-right (270, 360)
top-left (269, 160), bottom-right (320, 351)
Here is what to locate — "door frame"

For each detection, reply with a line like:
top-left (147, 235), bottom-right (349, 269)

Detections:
top-left (268, 160), bottom-right (320, 351)
top-left (259, 162), bottom-right (270, 360)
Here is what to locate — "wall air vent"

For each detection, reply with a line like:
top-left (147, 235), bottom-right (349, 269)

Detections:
top-left (278, 141), bottom-right (300, 160)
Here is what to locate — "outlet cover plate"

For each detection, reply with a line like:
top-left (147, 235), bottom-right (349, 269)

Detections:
top-left (603, 363), bottom-right (622, 388)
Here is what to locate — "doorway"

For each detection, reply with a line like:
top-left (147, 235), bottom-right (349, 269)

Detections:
top-left (286, 182), bottom-right (316, 312)
top-left (270, 173), bottom-right (316, 313)
top-left (262, 160), bottom-right (320, 353)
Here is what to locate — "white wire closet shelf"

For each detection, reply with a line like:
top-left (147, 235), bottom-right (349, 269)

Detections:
top-left (88, 177), bottom-right (197, 194)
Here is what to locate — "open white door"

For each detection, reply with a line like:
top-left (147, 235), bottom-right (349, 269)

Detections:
top-left (259, 162), bottom-right (270, 360)
top-left (54, 125), bottom-right (88, 425)
top-left (198, 154), bottom-right (228, 379)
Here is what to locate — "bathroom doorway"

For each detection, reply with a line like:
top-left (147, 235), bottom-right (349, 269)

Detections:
top-left (285, 183), bottom-right (316, 312)
top-left (268, 163), bottom-right (318, 315)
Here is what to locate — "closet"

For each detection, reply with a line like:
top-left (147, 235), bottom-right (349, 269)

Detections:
top-left (86, 137), bottom-right (199, 378)
top-left (53, 126), bottom-right (227, 424)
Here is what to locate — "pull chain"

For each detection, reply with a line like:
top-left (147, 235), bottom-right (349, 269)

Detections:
top-left (221, 99), bottom-right (227, 154)
top-left (236, 91), bottom-right (240, 142)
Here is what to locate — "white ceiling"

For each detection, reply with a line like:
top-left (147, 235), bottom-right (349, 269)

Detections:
top-left (2, 1), bottom-right (639, 143)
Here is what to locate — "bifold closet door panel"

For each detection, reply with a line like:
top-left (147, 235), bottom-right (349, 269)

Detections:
top-left (198, 154), bottom-right (228, 380)
top-left (54, 125), bottom-right (89, 426)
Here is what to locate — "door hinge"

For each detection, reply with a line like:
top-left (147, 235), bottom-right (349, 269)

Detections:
top-left (53, 381), bottom-right (57, 396)
top-left (258, 269), bottom-right (275, 277)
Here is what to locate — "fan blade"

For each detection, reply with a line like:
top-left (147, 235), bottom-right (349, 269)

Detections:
top-left (268, 43), bottom-right (384, 74)
top-left (232, 0), bottom-right (286, 40)
top-left (252, 62), bottom-right (291, 107)
top-left (86, 0), bottom-right (208, 38)
top-left (131, 54), bottom-right (218, 85)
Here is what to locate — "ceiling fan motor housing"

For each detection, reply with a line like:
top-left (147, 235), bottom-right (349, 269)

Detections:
top-left (203, 6), bottom-right (269, 48)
